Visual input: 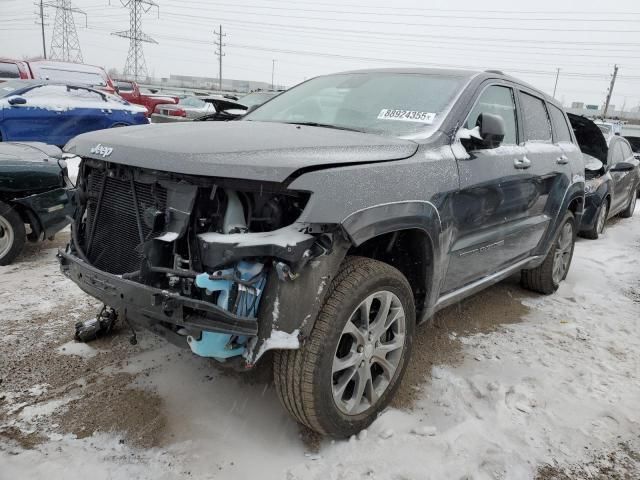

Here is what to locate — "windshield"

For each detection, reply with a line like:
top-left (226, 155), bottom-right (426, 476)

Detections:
top-left (31, 67), bottom-right (107, 87)
top-left (115, 81), bottom-right (134, 92)
top-left (239, 92), bottom-right (278, 108)
top-left (244, 72), bottom-right (467, 137)
top-left (0, 80), bottom-right (28, 97)
top-left (179, 96), bottom-right (205, 107)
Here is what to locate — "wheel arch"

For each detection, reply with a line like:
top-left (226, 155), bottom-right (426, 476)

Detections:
top-left (347, 228), bottom-right (434, 321)
top-left (340, 201), bottom-right (442, 321)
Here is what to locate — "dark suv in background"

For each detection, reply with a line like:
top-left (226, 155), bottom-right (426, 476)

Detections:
top-left (60, 68), bottom-right (584, 437)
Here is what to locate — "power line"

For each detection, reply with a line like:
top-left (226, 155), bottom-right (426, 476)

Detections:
top-left (159, 0), bottom-right (640, 23)
top-left (112, 0), bottom-right (159, 81)
top-left (157, 12), bottom-right (640, 47)
top-left (150, 4), bottom-right (640, 33)
top-left (158, 0), bottom-right (640, 17)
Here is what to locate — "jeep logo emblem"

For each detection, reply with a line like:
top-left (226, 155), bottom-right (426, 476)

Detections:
top-left (90, 144), bottom-right (113, 158)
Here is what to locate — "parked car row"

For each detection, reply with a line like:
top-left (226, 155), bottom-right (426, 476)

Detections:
top-left (0, 58), bottom-right (270, 120)
top-left (568, 114), bottom-right (640, 239)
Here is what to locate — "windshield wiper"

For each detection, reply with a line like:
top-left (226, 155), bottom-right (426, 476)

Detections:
top-left (283, 121), bottom-right (363, 132)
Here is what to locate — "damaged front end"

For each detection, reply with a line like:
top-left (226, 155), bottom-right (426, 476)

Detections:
top-left (59, 159), bottom-right (347, 366)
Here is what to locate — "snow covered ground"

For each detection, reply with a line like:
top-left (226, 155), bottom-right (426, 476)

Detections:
top-left (1, 207), bottom-right (639, 479)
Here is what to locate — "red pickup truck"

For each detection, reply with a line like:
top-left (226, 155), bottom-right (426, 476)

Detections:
top-left (114, 79), bottom-right (178, 117)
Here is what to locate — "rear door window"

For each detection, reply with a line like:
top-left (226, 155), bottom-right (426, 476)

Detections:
top-left (465, 85), bottom-right (518, 145)
top-left (520, 92), bottom-right (552, 142)
top-left (0, 62), bottom-right (20, 79)
top-left (548, 104), bottom-right (572, 143)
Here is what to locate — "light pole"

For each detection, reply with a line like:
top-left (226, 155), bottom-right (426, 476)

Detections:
top-left (271, 59), bottom-right (276, 90)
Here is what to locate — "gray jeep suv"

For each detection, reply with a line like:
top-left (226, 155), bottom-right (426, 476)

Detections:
top-left (59, 68), bottom-right (584, 437)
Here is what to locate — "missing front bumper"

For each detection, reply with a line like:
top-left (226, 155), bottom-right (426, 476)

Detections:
top-left (58, 250), bottom-right (259, 338)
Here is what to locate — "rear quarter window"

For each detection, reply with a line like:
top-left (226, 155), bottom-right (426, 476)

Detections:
top-left (548, 104), bottom-right (572, 143)
top-left (520, 91), bottom-right (552, 142)
top-left (0, 62), bottom-right (20, 79)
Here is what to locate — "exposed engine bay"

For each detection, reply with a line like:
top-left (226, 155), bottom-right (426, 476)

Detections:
top-left (64, 158), bottom-right (340, 364)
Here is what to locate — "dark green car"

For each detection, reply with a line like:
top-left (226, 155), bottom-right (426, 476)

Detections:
top-left (0, 142), bottom-right (74, 265)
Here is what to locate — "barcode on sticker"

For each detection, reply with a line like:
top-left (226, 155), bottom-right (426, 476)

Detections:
top-left (377, 109), bottom-right (436, 123)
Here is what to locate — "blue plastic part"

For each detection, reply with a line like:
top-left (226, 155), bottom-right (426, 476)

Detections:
top-left (188, 261), bottom-right (266, 360)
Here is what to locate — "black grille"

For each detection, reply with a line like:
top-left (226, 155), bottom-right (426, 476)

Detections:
top-left (85, 169), bottom-right (167, 274)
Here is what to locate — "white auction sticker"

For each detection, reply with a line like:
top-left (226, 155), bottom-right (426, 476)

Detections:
top-left (377, 109), bottom-right (436, 123)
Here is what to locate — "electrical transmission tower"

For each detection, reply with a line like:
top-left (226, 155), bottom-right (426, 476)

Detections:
top-left (112, 0), bottom-right (159, 81)
top-left (47, 0), bottom-right (86, 63)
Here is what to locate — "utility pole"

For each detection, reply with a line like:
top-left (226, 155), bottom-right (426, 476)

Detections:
top-left (47, 0), bottom-right (86, 63)
top-left (552, 68), bottom-right (560, 98)
top-left (39, 0), bottom-right (47, 59)
top-left (214, 25), bottom-right (226, 91)
top-left (112, 0), bottom-right (159, 81)
top-left (603, 64), bottom-right (619, 119)
top-left (271, 59), bottom-right (276, 90)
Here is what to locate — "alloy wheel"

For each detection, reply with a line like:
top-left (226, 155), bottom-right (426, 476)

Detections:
top-left (332, 291), bottom-right (406, 415)
top-left (0, 215), bottom-right (14, 260)
top-left (552, 222), bottom-right (574, 284)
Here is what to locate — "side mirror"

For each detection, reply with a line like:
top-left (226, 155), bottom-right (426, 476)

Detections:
top-left (610, 161), bottom-right (636, 172)
top-left (8, 96), bottom-right (27, 106)
top-left (245, 104), bottom-right (259, 114)
top-left (477, 113), bottom-right (505, 149)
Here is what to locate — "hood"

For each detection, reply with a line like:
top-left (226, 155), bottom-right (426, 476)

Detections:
top-left (0, 142), bottom-right (62, 165)
top-left (64, 121), bottom-right (419, 182)
top-left (568, 113), bottom-right (608, 165)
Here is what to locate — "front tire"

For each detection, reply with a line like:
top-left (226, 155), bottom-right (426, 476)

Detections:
top-left (0, 200), bottom-right (26, 266)
top-left (581, 198), bottom-right (608, 240)
top-left (619, 187), bottom-right (637, 218)
top-left (273, 257), bottom-right (415, 437)
top-left (521, 211), bottom-right (576, 294)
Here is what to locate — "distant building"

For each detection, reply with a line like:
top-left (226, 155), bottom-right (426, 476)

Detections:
top-left (160, 74), bottom-right (280, 93)
top-left (571, 102), bottom-right (584, 109)
top-left (586, 104), bottom-right (599, 110)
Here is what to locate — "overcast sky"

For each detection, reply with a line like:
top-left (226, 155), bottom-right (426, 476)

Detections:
top-left (2, 0), bottom-right (640, 109)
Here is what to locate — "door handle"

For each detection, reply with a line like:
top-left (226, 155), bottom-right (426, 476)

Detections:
top-left (557, 155), bottom-right (569, 165)
top-left (514, 157), bottom-right (531, 169)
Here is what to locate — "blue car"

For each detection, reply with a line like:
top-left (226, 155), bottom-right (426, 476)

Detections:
top-left (0, 80), bottom-right (148, 146)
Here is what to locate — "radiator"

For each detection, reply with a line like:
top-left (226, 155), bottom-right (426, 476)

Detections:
top-left (85, 169), bottom-right (167, 275)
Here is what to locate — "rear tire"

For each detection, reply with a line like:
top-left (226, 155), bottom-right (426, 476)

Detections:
top-left (619, 187), bottom-right (637, 218)
top-left (521, 211), bottom-right (576, 295)
top-left (273, 256), bottom-right (415, 438)
top-left (581, 199), bottom-right (608, 240)
top-left (0, 200), bottom-right (26, 266)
